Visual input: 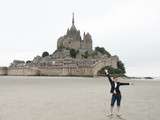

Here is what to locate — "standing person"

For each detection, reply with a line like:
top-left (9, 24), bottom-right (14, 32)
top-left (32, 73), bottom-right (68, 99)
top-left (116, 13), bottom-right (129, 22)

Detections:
top-left (105, 69), bottom-right (133, 116)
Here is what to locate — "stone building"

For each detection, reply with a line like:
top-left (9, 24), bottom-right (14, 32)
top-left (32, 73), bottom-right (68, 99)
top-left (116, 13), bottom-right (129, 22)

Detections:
top-left (1, 13), bottom-right (121, 76)
top-left (10, 60), bottom-right (25, 68)
top-left (57, 13), bottom-right (92, 51)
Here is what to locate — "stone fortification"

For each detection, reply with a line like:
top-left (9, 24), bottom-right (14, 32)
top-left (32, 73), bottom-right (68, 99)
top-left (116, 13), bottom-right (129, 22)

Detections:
top-left (1, 14), bottom-right (123, 77)
top-left (4, 56), bottom-right (118, 76)
top-left (0, 67), bottom-right (8, 75)
top-left (8, 68), bottom-right (40, 76)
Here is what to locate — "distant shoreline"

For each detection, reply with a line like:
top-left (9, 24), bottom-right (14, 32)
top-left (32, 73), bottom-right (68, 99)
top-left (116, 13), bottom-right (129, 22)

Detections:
top-left (0, 75), bottom-right (155, 80)
top-left (126, 76), bottom-right (154, 80)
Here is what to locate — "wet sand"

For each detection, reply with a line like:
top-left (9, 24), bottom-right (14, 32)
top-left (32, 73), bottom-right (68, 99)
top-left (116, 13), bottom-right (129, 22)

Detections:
top-left (0, 76), bottom-right (159, 120)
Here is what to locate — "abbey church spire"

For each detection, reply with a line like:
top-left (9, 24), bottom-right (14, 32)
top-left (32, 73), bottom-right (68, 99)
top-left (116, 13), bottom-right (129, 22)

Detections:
top-left (72, 12), bottom-right (75, 25)
top-left (70, 12), bottom-right (77, 31)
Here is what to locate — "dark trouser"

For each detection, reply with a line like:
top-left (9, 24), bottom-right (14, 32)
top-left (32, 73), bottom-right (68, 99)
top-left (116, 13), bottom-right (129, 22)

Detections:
top-left (111, 94), bottom-right (121, 107)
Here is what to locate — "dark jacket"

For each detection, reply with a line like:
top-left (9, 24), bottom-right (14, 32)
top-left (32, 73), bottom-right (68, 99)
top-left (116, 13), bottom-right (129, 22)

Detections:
top-left (106, 74), bottom-right (129, 95)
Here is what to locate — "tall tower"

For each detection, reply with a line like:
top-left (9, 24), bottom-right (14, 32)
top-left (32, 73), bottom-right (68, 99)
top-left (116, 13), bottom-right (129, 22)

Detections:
top-left (57, 13), bottom-right (83, 50)
top-left (70, 12), bottom-right (77, 32)
top-left (72, 12), bottom-right (75, 25)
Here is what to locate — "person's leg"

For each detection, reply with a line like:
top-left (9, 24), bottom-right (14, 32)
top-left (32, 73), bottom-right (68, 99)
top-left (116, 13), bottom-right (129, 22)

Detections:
top-left (110, 94), bottom-right (116, 114)
top-left (116, 95), bottom-right (121, 115)
top-left (117, 106), bottom-right (120, 114)
top-left (110, 106), bottom-right (113, 115)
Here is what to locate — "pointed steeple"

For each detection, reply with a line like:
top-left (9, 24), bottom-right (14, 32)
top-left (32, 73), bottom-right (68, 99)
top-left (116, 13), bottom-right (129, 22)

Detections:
top-left (70, 12), bottom-right (77, 32)
top-left (72, 12), bottom-right (75, 25)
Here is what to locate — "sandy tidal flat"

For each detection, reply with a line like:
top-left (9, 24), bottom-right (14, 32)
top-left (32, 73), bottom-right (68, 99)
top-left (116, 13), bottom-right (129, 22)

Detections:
top-left (0, 76), bottom-right (159, 120)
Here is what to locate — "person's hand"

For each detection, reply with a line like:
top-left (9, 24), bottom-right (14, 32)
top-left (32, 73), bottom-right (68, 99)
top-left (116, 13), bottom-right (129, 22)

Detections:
top-left (130, 82), bottom-right (134, 85)
top-left (105, 69), bottom-right (109, 75)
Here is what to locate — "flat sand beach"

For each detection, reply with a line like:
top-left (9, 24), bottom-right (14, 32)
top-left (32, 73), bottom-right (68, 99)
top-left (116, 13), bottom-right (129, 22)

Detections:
top-left (0, 76), bottom-right (159, 120)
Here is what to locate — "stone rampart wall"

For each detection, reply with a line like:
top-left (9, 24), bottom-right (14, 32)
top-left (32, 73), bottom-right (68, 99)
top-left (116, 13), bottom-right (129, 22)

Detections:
top-left (1, 57), bottom-right (118, 76)
top-left (8, 68), bottom-right (40, 76)
top-left (2, 67), bottom-right (93, 76)
top-left (0, 67), bottom-right (8, 75)
top-left (39, 67), bottom-right (92, 76)
top-left (62, 67), bottom-right (93, 76)
top-left (39, 68), bottom-right (62, 76)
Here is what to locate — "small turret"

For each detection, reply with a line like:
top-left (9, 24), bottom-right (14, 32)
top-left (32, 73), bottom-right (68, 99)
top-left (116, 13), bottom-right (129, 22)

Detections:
top-left (85, 33), bottom-right (92, 42)
top-left (83, 32), bottom-right (86, 39)
top-left (82, 32), bottom-right (92, 50)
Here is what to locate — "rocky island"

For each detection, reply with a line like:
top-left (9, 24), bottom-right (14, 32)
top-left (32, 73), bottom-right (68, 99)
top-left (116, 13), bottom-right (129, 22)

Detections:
top-left (0, 13), bottom-right (125, 76)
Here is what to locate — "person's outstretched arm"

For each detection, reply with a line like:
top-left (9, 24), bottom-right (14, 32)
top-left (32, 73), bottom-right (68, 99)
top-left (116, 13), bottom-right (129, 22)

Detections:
top-left (119, 82), bottom-right (130, 85)
top-left (120, 81), bottom-right (135, 85)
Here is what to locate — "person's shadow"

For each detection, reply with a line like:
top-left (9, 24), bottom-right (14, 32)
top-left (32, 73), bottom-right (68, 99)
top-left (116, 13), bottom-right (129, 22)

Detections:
top-left (106, 114), bottom-right (126, 120)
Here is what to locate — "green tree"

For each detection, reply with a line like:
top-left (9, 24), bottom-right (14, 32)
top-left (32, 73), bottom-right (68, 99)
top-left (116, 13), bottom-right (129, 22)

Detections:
top-left (91, 51), bottom-right (98, 57)
top-left (42, 51), bottom-right (49, 57)
top-left (117, 61), bottom-right (126, 74)
top-left (81, 51), bottom-right (90, 59)
top-left (84, 51), bottom-right (89, 58)
top-left (70, 49), bottom-right (78, 58)
top-left (26, 60), bottom-right (32, 64)
top-left (98, 65), bottom-right (126, 76)
top-left (95, 47), bottom-right (111, 56)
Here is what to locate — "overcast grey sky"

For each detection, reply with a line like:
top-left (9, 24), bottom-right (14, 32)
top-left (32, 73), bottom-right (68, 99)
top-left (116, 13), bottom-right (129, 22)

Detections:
top-left (0, 0), bottom-right (160, 77)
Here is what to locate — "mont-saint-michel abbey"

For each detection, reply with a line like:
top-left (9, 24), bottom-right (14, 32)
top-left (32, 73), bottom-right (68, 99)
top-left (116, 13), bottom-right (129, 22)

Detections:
top-left (57, 13), bottom-right (92, 51)
top-left (0, 14), bottom-right (120, 76)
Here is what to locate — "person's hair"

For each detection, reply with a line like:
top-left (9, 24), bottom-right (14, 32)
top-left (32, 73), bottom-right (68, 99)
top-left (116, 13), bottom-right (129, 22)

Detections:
top-left (113, 76), bottom-right (119, 79)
